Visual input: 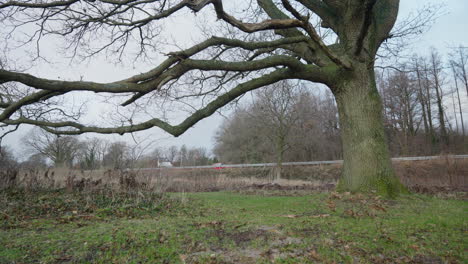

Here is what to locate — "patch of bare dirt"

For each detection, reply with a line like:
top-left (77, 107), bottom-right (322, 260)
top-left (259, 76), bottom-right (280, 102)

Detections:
top-left (182, 225), bottom-right (309, 264)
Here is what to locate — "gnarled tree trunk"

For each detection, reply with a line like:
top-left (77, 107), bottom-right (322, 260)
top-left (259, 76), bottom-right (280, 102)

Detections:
top-left (334, 64), bottom-right (406, 197)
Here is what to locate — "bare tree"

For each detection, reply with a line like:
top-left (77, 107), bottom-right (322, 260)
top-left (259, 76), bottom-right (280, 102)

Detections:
top-left (178, 145), bottom-right (188, 167)
top-left (165, 146), bottom-right (179, 165)
top-left (102, 141), bottom-right (128, 169)
top-left (449, 61), bottom-right (465, 136)
top-left (214, 108), bottom-right (268, 164)
top-left (214, 87), bottom-right (341, 164)
top-left (376, 48), bottom-right (468, 155)
top-left (78, 138), bottom-right (107, 170)
top-left (380, 67), bottom-right (421, 155)
top-left (429, 49), bottom-right (449, 147)
top-left (411, 56), bottom-right (431, 141)
top-left (126, 142), bottom-right (153, 169)
top-left (422, 57), bottom-right (437, 141)
top-left (23, 128), bottom-right (82, 168)
top-left (20, 153), bottom-right (48, 170)
top-left (0, 145), bottom-right (17, 170)
top-left (249, 81), bottom-right (300, 180)
top-left (0, 0), bottom-right (428, 196)
top-left (0, 146), bottom-right (17, 188)
top-left (147, 147), bottom-right (165, 167)
top-left (449, 46), bottom-right (468, 96)
top-left (185, 147), bottom-right (211, 166)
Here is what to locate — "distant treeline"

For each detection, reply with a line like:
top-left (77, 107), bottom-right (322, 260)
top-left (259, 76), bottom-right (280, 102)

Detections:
top-left (1, 129), bottom-right (215, 170)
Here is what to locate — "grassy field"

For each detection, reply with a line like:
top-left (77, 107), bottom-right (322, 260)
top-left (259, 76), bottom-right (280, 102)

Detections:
top-left (0, 189), bottom-right (466, 263)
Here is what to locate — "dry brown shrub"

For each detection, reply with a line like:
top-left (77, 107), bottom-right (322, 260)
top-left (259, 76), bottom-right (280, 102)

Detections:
top-left (0, 169), bottom-right (18, 189)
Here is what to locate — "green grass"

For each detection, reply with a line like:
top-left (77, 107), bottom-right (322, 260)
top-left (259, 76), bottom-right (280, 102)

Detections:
top-left (0, 189), bottom-right (466, 263)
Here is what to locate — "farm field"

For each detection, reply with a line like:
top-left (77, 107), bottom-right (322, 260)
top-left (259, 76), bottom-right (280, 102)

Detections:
top-left (0, 189), bottom-right (466, 263)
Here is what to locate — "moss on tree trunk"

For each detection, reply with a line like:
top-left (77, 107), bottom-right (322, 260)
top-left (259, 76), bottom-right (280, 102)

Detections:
top-left (334, 65), bottom-right (406, 197)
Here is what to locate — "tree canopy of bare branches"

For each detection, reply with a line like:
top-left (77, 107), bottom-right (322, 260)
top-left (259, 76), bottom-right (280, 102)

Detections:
top-left (0, 0), bottom-right (426, 196)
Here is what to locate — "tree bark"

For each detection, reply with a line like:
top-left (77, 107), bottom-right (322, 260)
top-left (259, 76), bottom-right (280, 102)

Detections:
top-left (451, 63), bottom-right (465, 136)
top-left (433, 74), bottom-right (449, 148)
top-left (334, 64), bottom-right (406, 197)
top-left (422, 64), bottom-right (437, 153)
top-left (415, 66), bottom-right (429, 137)
top-left (275, 135), bottom-right (285, 182)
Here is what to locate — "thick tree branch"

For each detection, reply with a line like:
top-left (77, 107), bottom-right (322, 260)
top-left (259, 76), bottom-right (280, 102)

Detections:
top-left (374, 0), bottom-right (400, 48)
top-left (188, 0), bottom-right (303, 33)
top-left (119, 36), bottom-right (310, 105)
top-left (259, 0), bottom-right (351, 69)
top-left (0, 69), bottom-right (142, 93)
top-left (120, 35), bottom-right (308, 84)
top-left (0, 90), bottom-right (65, 121)
top-left (0, 0), bottom-right (79, 8)
top-left (3, 66), bottom-right (329, 136)
top-left (354, 0), bottom-right (378, 56)
top-left (118, 54), bottom-right (305, 105)
top-left (294, 0), bottom-right (338, 30)
top-left (0, 48), bottom-right (304, 99)
top-left (1, 36), bottom-right (307, 124)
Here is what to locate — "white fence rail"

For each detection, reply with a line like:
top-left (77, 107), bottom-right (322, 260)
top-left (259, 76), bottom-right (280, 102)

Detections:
top-left (134, 154), bottom-right (468, 171)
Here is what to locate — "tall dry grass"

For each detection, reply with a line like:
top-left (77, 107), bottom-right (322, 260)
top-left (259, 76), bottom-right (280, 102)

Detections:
top-left (395, 155), bottom-right (467, 192)
top-left (1, 156), bottom-right (467, 193)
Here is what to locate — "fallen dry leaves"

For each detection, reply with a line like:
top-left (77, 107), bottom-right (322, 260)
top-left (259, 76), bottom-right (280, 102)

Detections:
top-left (308, 249), bottom-right (321, 261)
top-left (195, 220), bottom-right (223, 228)
top-left (327, 200), bottom-right (337, 212)
top-left (409, 244), bottom-right (420, 251)
top-left (326, 191), bottom-right (390, 219)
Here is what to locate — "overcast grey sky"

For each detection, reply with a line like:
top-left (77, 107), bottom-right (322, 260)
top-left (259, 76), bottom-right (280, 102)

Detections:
top-left (2, 0), bottom-right (468, 158)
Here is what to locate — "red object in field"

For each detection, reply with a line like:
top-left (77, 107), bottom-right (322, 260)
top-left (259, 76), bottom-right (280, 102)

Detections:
top-left (213, 163), bottom-right (224, 169)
